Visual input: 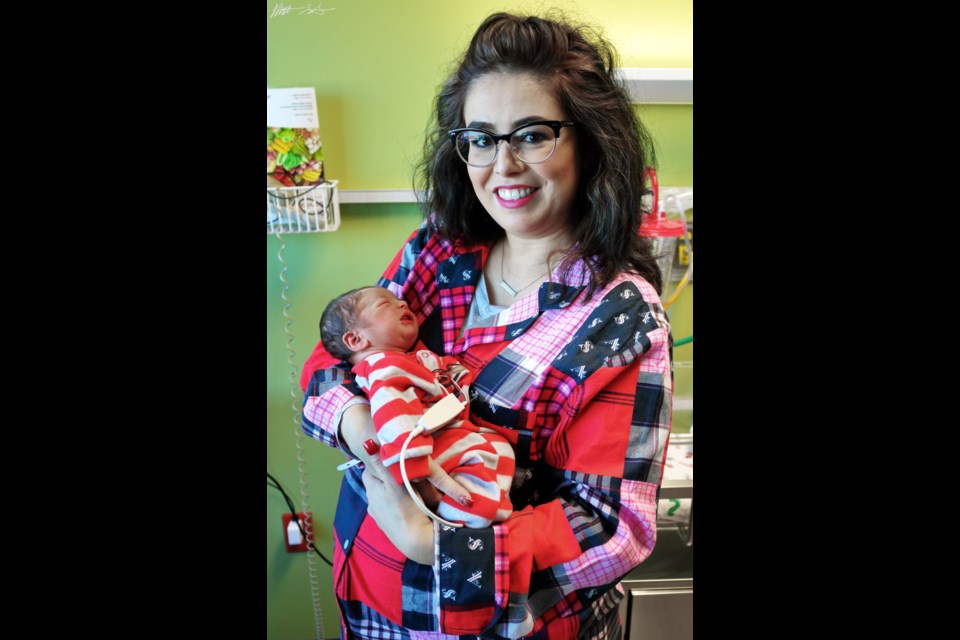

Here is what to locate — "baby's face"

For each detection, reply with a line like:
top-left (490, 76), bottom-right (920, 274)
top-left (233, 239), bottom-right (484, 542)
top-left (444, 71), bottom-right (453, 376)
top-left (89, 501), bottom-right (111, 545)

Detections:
top-left (353, 288), bottom-right (419, 353)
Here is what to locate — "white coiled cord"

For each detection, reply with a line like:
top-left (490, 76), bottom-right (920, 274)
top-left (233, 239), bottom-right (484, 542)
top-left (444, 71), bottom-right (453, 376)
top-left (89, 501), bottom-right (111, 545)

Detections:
top-left (274, 230), bottom-right (324, 640)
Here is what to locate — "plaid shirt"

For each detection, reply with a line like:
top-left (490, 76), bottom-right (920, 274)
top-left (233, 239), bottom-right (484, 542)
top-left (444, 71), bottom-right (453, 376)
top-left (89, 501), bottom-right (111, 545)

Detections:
top-left (302, 224), bottom-right (673, 639)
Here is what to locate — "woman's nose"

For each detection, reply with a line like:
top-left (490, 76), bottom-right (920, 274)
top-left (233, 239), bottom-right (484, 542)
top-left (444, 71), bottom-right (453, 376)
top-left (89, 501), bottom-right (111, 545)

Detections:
top-left (494, 140), bottom-right (523, 175)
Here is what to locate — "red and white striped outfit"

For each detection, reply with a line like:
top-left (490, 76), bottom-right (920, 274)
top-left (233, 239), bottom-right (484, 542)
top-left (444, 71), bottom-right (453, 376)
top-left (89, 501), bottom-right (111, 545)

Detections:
top-left (352, 346), bottom-right (515, 528)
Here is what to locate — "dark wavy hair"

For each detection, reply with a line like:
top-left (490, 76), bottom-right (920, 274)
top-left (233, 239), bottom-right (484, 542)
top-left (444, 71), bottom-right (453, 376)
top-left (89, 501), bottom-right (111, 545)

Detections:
top-left (319, 286), bottom-right (373, 362)
top-left (414, 11), bottom-right (663, 298)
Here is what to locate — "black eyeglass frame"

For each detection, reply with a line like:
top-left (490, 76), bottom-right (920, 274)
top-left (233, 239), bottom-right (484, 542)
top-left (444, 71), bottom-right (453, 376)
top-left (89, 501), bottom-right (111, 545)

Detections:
top-left (446, 120), bottom-right (576, 167)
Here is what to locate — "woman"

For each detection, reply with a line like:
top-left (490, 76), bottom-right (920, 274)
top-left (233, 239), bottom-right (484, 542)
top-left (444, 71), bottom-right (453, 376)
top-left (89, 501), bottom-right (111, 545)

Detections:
top-left (301, 12), bottom-right (673, 639)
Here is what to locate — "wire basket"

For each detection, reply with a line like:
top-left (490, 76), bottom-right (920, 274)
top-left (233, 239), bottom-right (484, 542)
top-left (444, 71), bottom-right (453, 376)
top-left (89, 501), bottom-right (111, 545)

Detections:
top-left (267, 179), bottom-right (340, 233)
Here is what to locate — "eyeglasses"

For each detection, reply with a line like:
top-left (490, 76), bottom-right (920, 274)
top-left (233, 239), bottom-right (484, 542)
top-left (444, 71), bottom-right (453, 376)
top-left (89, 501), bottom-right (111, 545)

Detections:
top-left (447, 120), bottom-right (576, 167)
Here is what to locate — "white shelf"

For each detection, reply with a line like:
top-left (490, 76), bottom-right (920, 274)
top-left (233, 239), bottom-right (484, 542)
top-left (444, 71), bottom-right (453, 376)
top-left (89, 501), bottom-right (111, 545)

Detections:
top-left (660, 478), bottom-right (693, 500)
top-left (340, 186), bottom-right (692, 206)
top-left (339, 189), bottom-right (419, 204)
top-left (618, 68), bottom-right (693, 104)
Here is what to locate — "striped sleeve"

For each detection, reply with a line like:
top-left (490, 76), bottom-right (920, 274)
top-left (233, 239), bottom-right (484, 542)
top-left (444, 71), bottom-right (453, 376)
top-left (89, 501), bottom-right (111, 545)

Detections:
top-left (353, 352), bottom-right (436, 483)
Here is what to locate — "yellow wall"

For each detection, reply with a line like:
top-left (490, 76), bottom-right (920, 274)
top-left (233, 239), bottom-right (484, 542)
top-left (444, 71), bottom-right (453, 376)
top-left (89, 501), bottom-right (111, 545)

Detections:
top-left (267, 2), bottom-right (692, 638)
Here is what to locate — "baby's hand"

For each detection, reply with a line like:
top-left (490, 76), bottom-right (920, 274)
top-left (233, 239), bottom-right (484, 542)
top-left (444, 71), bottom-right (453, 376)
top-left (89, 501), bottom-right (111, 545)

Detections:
top-left (418, 458), bottom-right (473, 509)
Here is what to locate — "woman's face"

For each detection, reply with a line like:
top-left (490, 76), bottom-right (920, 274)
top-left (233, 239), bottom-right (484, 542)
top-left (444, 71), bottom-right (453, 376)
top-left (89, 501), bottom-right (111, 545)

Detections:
top-left (462, 72), bottom-right (579, 241)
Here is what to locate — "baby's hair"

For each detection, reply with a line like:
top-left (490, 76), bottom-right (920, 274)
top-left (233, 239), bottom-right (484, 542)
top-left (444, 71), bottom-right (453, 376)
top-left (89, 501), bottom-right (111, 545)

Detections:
top-left (319, 286), bottom-right (376, 361)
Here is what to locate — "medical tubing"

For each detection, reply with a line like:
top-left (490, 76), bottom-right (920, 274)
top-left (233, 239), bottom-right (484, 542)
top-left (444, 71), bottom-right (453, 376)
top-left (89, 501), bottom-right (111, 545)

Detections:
top-left (662, 194), bottom-right (693, 310)
top-left (399, 427), bottom-right (464, 528)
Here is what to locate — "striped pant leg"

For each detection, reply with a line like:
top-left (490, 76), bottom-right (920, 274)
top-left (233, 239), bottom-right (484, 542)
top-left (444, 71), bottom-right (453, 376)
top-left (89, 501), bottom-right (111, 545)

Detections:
top-left (431, 426), bottom-right (515, 527)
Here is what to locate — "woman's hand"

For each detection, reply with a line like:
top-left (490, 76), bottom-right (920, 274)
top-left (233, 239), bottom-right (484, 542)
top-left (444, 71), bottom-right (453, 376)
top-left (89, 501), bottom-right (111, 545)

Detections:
top-left (340, 404), bottom-right (435, 565)
top-left (363, 465), bottom-right (435, 565)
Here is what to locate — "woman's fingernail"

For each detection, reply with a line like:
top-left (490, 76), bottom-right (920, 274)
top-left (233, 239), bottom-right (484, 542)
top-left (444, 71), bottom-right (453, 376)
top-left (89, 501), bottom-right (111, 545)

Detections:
top-left (459, 496), bottom-right (473, 506)
top-left (362, 439), bottom-right (380, 455)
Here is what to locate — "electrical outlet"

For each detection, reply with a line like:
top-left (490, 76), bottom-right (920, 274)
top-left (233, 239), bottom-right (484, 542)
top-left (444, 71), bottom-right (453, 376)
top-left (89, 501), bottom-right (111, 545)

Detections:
top-left (282, 512), bottom-right (314, 553)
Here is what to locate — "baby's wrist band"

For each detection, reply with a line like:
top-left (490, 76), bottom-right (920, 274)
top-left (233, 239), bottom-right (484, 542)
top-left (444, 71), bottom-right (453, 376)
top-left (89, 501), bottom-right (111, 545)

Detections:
top-left (336, 439), bottom-right (380, 472)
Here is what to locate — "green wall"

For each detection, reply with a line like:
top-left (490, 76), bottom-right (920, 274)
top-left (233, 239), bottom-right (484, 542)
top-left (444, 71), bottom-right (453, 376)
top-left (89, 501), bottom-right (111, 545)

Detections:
top-left (267, 204), bottom-right (424, 639)
top-left (267, 2), bottom-right (692, 638)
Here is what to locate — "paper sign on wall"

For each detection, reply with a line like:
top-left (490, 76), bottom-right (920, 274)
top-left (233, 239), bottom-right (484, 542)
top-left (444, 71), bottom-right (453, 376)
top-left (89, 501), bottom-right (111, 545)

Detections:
top-left (267, 87), bottom-right (324, 186)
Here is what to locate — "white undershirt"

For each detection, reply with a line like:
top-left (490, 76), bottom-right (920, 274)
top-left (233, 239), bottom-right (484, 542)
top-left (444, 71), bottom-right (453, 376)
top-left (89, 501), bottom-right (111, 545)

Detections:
top-left (462, 271), bottom-right (507, 331)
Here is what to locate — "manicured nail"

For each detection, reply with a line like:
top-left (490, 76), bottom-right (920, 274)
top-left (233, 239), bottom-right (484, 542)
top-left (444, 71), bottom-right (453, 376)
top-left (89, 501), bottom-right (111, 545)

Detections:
top-left (458, 496), bottom-right (473, 506)
top-left (362, 439), bottom-right (380, 455)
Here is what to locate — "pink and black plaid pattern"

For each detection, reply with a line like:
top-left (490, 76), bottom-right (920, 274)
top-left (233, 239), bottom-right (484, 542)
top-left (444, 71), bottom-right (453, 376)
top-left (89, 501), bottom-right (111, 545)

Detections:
top-left (401, 256), bottom-right (440, 328)
top-left (439, 285), bottom-right (474, 348)
top-left (457, 323), bottom-right (509, 354)
top-left (340, 599), bottom-right (413, 640)
top-left (302, 371), bottom-right (363, 449)
top-left (301, 223), bottom-right (672, 639)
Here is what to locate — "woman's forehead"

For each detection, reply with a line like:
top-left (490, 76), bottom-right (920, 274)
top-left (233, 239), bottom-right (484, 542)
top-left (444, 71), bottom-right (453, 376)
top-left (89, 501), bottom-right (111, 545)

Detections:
top-left (463, 72), bottom-right (562, 125)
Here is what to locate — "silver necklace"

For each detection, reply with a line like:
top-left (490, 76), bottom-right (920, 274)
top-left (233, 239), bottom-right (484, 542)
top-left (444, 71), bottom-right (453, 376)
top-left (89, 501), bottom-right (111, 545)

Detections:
top-left (499, 243), bottom-right (550, 297)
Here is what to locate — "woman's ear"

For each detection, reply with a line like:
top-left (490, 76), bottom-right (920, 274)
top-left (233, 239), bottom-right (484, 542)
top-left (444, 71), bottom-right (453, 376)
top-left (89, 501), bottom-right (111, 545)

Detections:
top-left (342, 330), bottom-right (368, 353)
